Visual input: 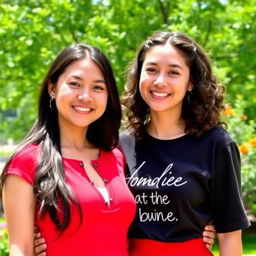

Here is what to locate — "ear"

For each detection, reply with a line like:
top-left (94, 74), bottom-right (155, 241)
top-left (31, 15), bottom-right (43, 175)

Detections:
top-left (48, 82), bottom-right (56, 99)
top-left (187, 82), bottom-right (194, 92)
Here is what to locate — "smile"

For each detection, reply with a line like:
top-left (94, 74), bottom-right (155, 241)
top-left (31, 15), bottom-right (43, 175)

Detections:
top-left (151, 91), bottom-right (170, 98)
top-left (73, 106), bottom-right (92, 112)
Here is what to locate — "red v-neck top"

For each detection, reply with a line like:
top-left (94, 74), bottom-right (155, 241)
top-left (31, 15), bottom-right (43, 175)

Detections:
top-left (6, 144), bottom-right (136, 256)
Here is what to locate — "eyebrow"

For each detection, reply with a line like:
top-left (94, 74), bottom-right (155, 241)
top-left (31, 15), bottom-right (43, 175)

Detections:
top-left (71, 75), bottom-right (106, 83)
top-left (145, 62), bottom-right (183, 70)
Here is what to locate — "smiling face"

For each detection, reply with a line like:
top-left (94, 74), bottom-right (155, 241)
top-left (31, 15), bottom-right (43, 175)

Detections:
top-left (48, 58), bottom-right (108, 134)
top-left (139, 43), bottom-right (193, 118)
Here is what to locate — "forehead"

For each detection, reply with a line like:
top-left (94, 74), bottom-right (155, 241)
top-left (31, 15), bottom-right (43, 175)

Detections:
top-left (63, 58), bottom-right (103, 78)
top-left (144, 44), bottom-right (187, 67)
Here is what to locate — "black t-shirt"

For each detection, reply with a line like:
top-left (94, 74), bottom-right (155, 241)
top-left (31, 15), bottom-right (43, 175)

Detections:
top-left (119, 127), bottom-right (250, 242)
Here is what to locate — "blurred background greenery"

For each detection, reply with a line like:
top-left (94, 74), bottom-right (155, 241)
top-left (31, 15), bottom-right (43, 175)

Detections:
top-left (0, 0), bottom-right (255, 254)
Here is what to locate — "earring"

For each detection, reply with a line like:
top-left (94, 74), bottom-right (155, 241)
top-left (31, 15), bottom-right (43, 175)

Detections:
top-left (187, 91), bottom-right (192, 103)
top-left (49, 98), bottom-right (54, 110)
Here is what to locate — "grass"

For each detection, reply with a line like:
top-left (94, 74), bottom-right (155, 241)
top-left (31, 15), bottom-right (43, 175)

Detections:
top-left (211, 232), bottom-right (256, 255)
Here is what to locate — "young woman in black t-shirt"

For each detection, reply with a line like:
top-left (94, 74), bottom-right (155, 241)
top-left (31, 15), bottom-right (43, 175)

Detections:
top-left (121, 31), bottom-right (250, 256)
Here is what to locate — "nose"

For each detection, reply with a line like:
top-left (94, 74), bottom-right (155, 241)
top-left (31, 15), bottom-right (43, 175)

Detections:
top-left (78, 89), bottom-right (92, 101)
top-left (154, 73), bottom-right (167, 87)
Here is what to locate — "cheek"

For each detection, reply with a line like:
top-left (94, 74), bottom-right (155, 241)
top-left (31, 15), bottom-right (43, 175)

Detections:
top-left (138, 82), bottom-right (145, 98)
top-left (139, 74), bottom-right (149, 93)
top-left (139, 71), bottom-right (151, 84)
top-left (55, 85), bottom-right (71, 99)
top-left (138, 83), bottom-right (149, 105)
top-left (55, 92), bottom-right (70, 108)
top-left (99, 94), bottom-right (108, 108)
top-left (55, 91), bottom-right (73, 112)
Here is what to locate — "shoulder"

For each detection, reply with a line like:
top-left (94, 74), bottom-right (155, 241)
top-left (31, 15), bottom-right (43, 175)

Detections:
top-left (101, 148), bottom-right (125, 176)
top-left (7, 144), bottom-right (40, 185)
top-left (202, 126), bottom-right (235, 147)
top-left (119, 131), bottom-right (134, 142)
top-left (204, 127), bottom-right (240, 165)
top-left (101, 147), bottom-right (125, 165)
top-left (118, 131), bottom-right (135, 150)
top-left (12, 144), bottom-right (40, 165)
top-left (111, 147), bottom-right (124, 160)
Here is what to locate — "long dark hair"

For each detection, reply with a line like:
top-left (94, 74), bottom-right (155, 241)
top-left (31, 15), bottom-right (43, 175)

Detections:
top-left (1, 43), bottom-right (121, 231)
top-left (122, 31), bottom-right (226, 138)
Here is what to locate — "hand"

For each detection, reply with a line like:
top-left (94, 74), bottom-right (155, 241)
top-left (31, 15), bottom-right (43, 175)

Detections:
top-left (203, 224), bottom-right (216, 249)
top-left (34, 231), bottom-right (47, 256)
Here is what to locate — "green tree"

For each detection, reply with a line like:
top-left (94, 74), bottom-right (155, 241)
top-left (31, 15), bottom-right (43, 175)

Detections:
top-left (1, 0), bottom-right (255, 141)
top-left (0, 0), bottom-right (255, 139)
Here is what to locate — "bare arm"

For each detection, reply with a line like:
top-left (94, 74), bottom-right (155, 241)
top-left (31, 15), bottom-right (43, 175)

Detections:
top-left (2, 175), bottom-right (36, 256)
top-left (218, 230), bottom-right (242, 256)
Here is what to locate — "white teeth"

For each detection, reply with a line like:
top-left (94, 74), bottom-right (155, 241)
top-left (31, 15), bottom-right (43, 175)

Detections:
top-left (74, 106), bottom-right (91, 112)
top-left (152, 91), bottom-right (169, 97)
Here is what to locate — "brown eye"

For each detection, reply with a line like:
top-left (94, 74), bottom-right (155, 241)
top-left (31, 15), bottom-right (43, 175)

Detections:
top-left (93, 85), bottom-right (106, 92)
top-left (146, 68), bottom-right (157, 73)
top-left (68, 81), bottom-right (80, 87)
top-left (169, 71), bottom-right (180, 75)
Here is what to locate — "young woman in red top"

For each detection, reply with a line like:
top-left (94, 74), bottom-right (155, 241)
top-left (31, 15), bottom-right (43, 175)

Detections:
top-left (1, 43), bottom-right (136, 256)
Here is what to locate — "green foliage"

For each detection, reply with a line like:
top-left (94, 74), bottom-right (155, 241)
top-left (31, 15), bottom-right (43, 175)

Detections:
top-left (222, 95), bottom-right (256, 216)
top-left (0, 0), bottom-right (255, 141)
top-left (0, 218), bottom-right (8, 256)
top-left (211, 233), bottom-right (256, 255)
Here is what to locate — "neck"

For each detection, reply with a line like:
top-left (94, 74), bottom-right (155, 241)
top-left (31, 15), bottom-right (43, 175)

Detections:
top-left (147, 111), bottom-right (185, 140)
top-left (60, 126), bottom-right (92, 150)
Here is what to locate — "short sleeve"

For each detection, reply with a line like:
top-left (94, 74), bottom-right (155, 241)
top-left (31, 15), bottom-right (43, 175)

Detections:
top-left (112, 147), bottom-right (125, 176)
top-left (6, 144), bottom-right (39, 185)
top-left (211, 140), bottom-right (250, 232)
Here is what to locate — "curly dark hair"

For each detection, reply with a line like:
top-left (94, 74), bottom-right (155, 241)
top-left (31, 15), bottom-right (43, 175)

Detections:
top-left (122, 31), bottom-right (226, 138)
